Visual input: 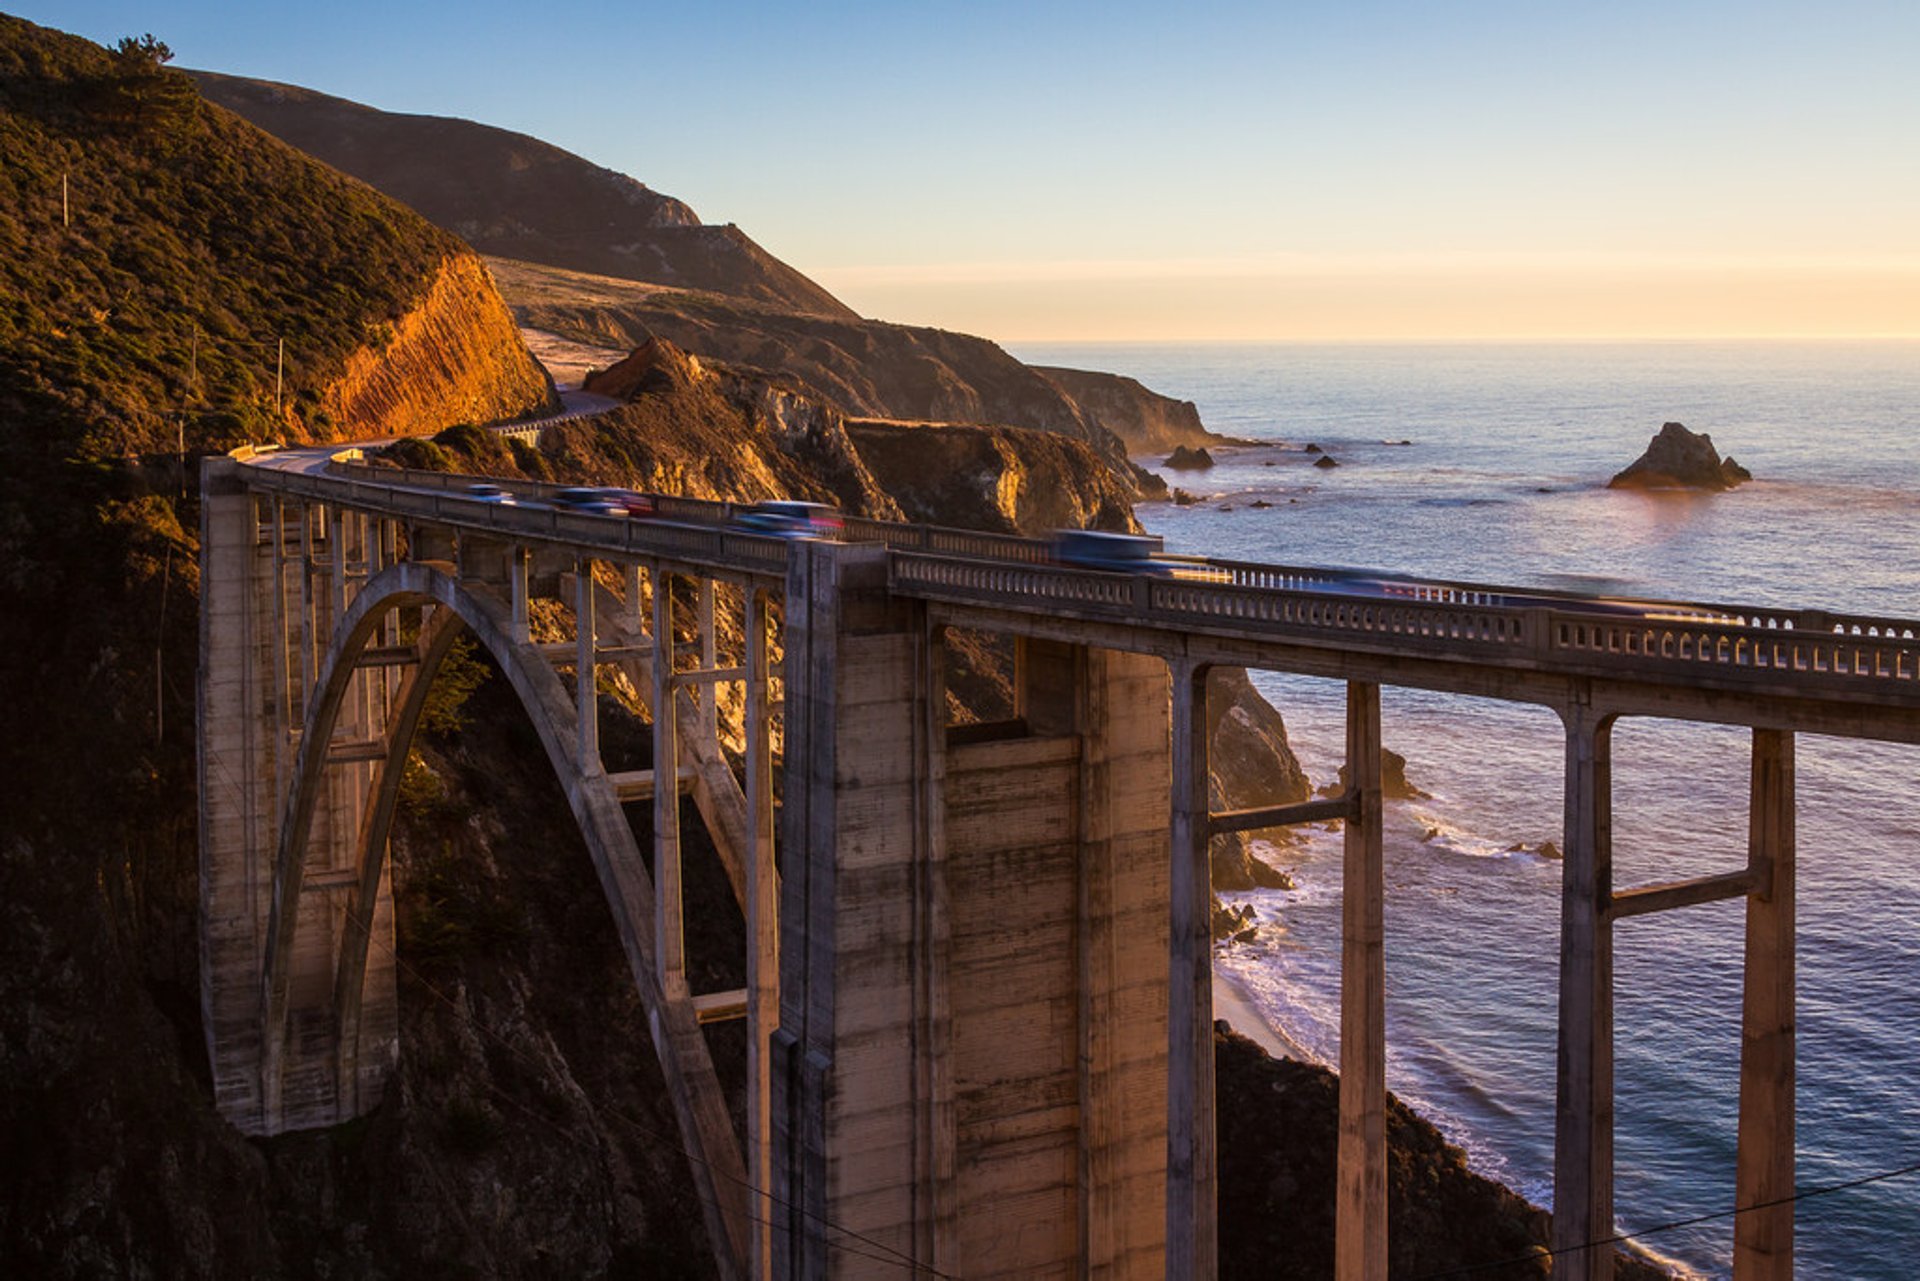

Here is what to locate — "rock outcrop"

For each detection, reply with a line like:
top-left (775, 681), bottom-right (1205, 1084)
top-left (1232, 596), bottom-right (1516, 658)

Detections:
top-left (190, 71), bottom-right (856, 319)
top-left (324, 254), bottom-right (555, 438)
top-left (1208, 669), bottom-right (1311, 894)
top-left (1034, 364), bottom-right (1218, 452)
top-left (1214, 1027), bottom-right (1673, 1279)
top-left (1166, 444), bottom-right (1216, 470)
top-left (1322, 747), bottom-right (1429, 800)
top-left (846, 419), bottom-right (1140, 537)
top-left (1608, 421), bottom-right (1752, 490)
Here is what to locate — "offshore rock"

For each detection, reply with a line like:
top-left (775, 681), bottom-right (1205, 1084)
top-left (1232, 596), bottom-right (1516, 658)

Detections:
top-left (1608, 421), bottom-right (1752, 490)
top-left (1166, 444), bottom-right (1216, 470)
top-left (1313, 454), bottom-right (1340, 469)
top-left (1321, 747), bottom-right (1429, 800)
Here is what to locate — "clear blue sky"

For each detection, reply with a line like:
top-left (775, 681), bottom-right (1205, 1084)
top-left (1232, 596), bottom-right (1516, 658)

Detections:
top-left (19, 1), bottom-right (1920, 340)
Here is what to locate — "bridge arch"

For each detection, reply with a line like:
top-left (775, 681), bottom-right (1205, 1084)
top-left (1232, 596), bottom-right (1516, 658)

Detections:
top-left (258, 559), bottom-right (751, 1275)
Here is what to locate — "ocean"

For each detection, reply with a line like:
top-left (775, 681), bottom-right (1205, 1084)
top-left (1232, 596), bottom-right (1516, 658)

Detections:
top-left (1013, 341), bottom-right (1920, 1279)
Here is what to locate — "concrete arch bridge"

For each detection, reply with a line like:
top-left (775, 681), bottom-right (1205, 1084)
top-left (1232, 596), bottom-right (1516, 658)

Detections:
top-left (198, 449), bottom-right (1920, 1280)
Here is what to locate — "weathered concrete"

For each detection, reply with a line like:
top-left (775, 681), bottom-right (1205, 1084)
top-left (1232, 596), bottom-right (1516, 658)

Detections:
top-left (1735, 729), bottom-right (1795, 1281)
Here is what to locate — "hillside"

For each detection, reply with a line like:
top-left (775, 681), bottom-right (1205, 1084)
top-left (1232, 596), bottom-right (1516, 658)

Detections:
top-left (191, 70), bottom-right (858, 320)
top-left (0, 18), bottom-right (556, 1275)
top-left (495, 256), bottom-right (1176, 485)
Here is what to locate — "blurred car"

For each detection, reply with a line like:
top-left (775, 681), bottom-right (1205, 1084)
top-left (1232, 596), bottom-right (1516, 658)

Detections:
top-left (732, 500), bottom-right (845, 539)
top-left (464, 482), bottom-right (515, 504)
top-left (552, 486), bottom-right (628, 516)
top-left (1051, 529), bottom-right (1230, 581)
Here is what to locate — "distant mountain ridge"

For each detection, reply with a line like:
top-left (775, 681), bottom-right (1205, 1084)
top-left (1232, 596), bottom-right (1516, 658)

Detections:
top-left (190, 70), bottom-right (857, 320)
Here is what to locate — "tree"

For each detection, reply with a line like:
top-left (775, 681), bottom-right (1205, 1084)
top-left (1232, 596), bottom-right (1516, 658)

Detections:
top-left (111, 33), bottom-right (174, 68)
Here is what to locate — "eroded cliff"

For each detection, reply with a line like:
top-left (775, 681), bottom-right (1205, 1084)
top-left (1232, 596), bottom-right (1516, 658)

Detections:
top-left (1037, 363), bottom-right (1220, 452)
top-left (846, 417), bottom-right (1141, 536)
top-left (323, 253), bottom-right (554, 438)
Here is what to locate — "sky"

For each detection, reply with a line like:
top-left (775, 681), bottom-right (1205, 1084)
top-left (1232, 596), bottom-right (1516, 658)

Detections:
top-left (19, 1), bottom-right (1920, 342)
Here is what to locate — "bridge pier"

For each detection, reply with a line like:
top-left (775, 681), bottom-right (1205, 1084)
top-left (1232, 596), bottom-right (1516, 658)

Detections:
top-left (1735, 729), bottom-right (1795, 1281)
top-left (1337, 680), bottom-right (1387, 1281)
top-left (1554, 702), bottom-right (1616, 1281)
top-left (777, 543), bottom-right (1174, 1277)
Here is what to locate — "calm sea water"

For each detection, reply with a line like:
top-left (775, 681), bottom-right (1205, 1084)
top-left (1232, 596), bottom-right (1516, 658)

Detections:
top-left (1015, 341), bottom-right (1920, 1279)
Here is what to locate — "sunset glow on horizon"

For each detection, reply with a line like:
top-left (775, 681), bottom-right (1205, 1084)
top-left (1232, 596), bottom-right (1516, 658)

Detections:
top-left (19, 0), bottom-right (1920, 345)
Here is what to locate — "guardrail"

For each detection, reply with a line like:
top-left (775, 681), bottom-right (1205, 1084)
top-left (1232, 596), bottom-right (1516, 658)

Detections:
top-left (246, 464), bottom-right (791, 577)
top-left (890, 552), bottom-right (1920, 704)
top-left (241, 455), bottom-right (1920, 704)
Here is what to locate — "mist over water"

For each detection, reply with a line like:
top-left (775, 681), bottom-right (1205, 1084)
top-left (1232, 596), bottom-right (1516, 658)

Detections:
top-left (1017, 341), bottom-right (1920, 1279)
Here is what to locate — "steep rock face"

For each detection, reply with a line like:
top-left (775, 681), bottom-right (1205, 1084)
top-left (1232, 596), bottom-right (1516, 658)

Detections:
top-left (1208, 668), bottom-right (1311, 893)
top-left (189, 71), bottom-right (857, 320)
top-left (846, 418), bottom-right (1139, 537)
top-left (324, 254), bottom-right (554, 438)
top-left (1608, 421), bottom-right (1752, 490)
top-left (406, 339), bottom-right (900, 521)
top-left (1037, 364), bottom-right (1218, 452)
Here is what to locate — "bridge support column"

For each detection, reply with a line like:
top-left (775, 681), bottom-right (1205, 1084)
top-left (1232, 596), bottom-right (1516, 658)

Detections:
top-left (199, 460), bottom-right (280, 1126)
top-left (1735, 729), bottom-right (1795, 1281)
top-left (744, 585), bottom-right (779, 1281)
top-left (1167, 659), bottom-right (1216, 1276)
top-left (775, 541), bottom-right (941, 1278)
top-left (652, 567), bottom-right (686, 996)
top-left (1553, 703), bottom-right (1616, 1281)
top-left (1337, 681), bottom-right (1387, 1281)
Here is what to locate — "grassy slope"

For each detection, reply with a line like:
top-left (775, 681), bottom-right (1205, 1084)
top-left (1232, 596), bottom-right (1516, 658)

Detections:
top-left (0, 19), bottom-right (564, 1275)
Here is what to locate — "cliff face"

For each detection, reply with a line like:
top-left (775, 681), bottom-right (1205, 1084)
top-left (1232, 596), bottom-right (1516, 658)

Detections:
top-left (1037, 364), bottom-right (1218, 451)
top-left (324, 254), bottom-right (554, 438)
top-left (189, 71), bottom-right (857, 320)
top-left (846, 418), bottom-right (1140, 537)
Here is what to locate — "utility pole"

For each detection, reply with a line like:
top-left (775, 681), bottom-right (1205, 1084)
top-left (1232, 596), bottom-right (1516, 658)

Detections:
top-left (62, 172), bottom-right (69, 228)
top-left (274, 337), bottom-right (283, 416)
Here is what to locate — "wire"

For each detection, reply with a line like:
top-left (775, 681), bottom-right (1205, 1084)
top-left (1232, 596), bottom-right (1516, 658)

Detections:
top-left (344, 904), bottom-right (958, 1278)
top-left (1410, 1158), bottom-right (1920, 1279)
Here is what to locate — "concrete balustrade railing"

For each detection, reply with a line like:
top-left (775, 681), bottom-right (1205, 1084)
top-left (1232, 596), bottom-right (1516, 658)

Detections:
top-left (244, 453), bottom-right (1920, 705)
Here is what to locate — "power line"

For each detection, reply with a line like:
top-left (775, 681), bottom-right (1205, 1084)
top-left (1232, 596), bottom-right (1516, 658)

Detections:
top-left (345, 904), bottom-right (958, 1278)
top-left (1411, 1158), bottom-right (1920, 1280)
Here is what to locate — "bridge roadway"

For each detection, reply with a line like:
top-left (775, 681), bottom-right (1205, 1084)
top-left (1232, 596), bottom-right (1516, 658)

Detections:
top-left (246, 445), bottom-right (1920, 737)
top-left (204, 445), bottom-right (1920, 1281)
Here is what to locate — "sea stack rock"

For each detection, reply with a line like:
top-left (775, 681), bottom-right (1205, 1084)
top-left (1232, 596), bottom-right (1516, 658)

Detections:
top-left (1609, 422), bottom-right (1752, 491)
top-left (1166, 444), bottom-right (1215, 470)
top-left (1313, 454), bottom-right (1339, 469)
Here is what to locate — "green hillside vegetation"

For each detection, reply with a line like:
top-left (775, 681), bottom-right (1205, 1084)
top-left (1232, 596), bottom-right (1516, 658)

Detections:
top-left (0, 15), bottom-right (467, 463)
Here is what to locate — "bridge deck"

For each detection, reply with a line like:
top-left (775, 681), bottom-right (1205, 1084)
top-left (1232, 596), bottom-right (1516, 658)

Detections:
top-left (234, 450), bottom-right (1920, 737)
